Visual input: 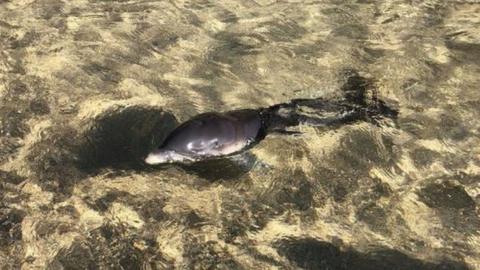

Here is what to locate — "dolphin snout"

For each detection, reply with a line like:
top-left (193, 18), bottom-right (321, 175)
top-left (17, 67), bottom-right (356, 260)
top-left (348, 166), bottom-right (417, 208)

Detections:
top-left (144, 151), bottom-right (164, 165)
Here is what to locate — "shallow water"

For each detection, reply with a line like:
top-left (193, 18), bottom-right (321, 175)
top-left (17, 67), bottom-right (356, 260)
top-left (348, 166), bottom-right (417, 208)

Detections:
top-left (0, 0), bottom-right (479, 269)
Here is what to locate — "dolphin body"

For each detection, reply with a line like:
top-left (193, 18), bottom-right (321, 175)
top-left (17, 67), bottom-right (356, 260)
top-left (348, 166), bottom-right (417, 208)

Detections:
top-left (145, 109), bottom-right (266, 164)
top-left (144, 97), bottom-right (397, 165)
top-left (145, 72), bottom-right (398, 165)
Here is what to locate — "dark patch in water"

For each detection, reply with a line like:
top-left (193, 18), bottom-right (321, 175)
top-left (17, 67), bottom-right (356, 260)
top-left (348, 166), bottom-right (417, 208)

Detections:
top-left (445, 34), bottom-right (480, 63)
top-left (356, 202), bottom-right (389, 234)
top-left (49, 242), bottom-right (96, 270)
top-left (217, 191), bottom-right (282, 244)
top-left (74, 27), bottom-right (103, 42)
top-left (334, 129), bottom-right (391, 172)
top-left (257, 19), bottom-right (307, 42)
top-left (438, 114), bottom-right (469, 141)
top-left (33, 0), bottom-right (65, 20)
top-left (0, 208), bottom-right (25, 247)
top-left (81, 62), bottom-right (122, 83)
top-left (0, 138), bottom-right (22, 164)
top-left (27, 126), bottom-right (85, 199)
top-left (50, 223), bottom-right (172, 270)
top-left (9, 31), bottom-right (40, 49)
top-left (333, 184), bottom-right (349, 202)
top-left (0, 186), bottom-right (29, 267)
top-left (0, 189), bottom-right (25, 268)
top-left (331, 24), bottom-right (369, 40)
top-left (1, 76), bottom-right (50, 139)
top-left (185, 0), bottom-right (215, 10)
top-left (275, 238), bottom-right (471, 270)
top-left (133, 198), bottom-right (167, 223)
top-left (411, 147), bottom-right (439, 168)
top-left (219, 194), bottom-right (255, 244)
top-left (183, 210), bottom-right (206, 228)
top-left (35, 220), bottom-right (60, 238)
top-left (0, 109), bottom-right (29, 138)
top-left (87, 190), bottom-right (167, 222)
top-left (352, 178), bottom-right (392, 208)
top-left (313, 167), bottom-right (356, 203)
top-left (418, 182), bottom-right (475, 210)
top-left (418, 181), bottom-right (479, 234)
top-left (180, 154), bottom-right (257, 182)
top-left (90, 190), bottom-right (131, 212)
top-left (7, 79), bottom-right (28, 94)
top-left (77, 106), bottom-right (178, 172)
top-left (363, 47), bottom-right (385, 59)
top-left (217, 8), bottom-right (238, 23)
top-left (191, 31), bottom-right (263, 86)
top-left (274, 169), bottom-right (314, 212)
top-left (0, 170), bottom-right (25, 185)
top-left (400, 112), bottom-right (469, 141)
top-left (56, 205), bottom-right (79, 219)
top-left (48, 224), bottom-right (173, 269)
top-left (371, 180), bottom-right (392, 198)
top-left (117, 22), bottom-right (179, 61)
top-left (211, 32), bottom-right (261, 62)
top-left (183, 235), bottom-right (244, 269)
top-left (29, 99), bottom-right (50, 115)
top-left (150, 31), bottom-right (179, 51)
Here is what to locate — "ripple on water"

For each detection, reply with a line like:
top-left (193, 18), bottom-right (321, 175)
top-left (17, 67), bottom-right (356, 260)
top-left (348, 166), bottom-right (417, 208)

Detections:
top-left (1, 0), bottom-right (480, 268)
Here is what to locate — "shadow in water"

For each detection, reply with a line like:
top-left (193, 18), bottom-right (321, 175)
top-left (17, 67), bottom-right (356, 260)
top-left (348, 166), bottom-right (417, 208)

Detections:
top-left (275, 238), bottom-right (470, 270)
top-left (24, 106), bottom-right (178, 201)
top-left (77, 106), bottom-right (178, 172)
top-left (179, 153), bottom-right (258, 182)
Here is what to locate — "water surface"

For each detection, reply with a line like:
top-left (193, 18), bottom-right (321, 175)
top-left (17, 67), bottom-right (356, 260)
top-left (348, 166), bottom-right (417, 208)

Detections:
top-left (0, 0), bottom-right (479, 269)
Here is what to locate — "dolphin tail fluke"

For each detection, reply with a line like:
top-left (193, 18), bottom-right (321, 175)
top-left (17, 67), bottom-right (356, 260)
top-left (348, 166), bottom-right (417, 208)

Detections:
top-left (260, 69), bottom-right (398, 132)
top-left (341, 69), bottom-right (398, 125)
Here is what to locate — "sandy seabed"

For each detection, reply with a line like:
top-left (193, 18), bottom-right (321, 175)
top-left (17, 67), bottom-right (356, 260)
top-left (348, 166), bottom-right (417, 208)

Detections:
top-left (0, 0), bottom-right (480, 269)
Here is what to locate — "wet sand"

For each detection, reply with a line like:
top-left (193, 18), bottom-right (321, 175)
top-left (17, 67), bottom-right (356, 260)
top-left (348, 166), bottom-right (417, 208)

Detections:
top-left (0, 0), bottom-right (479, 269)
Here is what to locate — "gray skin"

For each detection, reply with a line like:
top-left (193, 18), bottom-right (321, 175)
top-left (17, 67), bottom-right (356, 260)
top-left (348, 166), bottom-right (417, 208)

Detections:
top-left (145, 109), bottom-right (264, 165)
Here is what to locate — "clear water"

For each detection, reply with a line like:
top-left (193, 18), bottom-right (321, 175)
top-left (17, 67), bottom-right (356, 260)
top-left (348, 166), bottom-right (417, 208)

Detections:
top-left (0, 0), bottom-right (479, 269)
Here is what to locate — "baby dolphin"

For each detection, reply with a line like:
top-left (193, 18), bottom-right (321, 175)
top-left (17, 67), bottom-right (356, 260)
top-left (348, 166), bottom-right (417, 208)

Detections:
top-left (145, 109), bottom-right (266, 164)
top-left (145, 99), bottom-right (397, 165)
